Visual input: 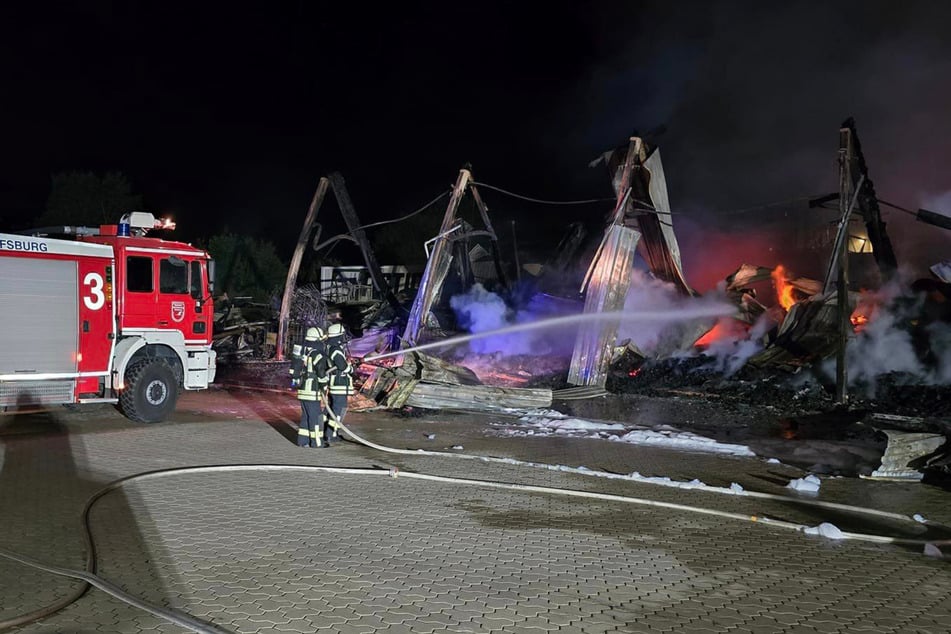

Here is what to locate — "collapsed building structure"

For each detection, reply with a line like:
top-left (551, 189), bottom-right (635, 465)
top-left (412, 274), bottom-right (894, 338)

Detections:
top-left (359, 166), bottom-right (555, 412)
top-left (379, 120), bottom-right (946, 478)
top-left (215, 117), bottom-right (950, 480)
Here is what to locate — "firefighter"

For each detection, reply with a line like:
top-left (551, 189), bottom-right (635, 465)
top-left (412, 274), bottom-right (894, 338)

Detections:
top-left (290, 326), bottom-right (328, 448)
top-left (323, 322), bottom-right (353, 446)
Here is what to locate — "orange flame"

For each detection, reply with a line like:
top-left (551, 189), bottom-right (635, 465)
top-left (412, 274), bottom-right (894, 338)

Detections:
top-left (771, 265), bottom-right (796, 311)
top-left (850, 312), bottom-right (869, 333)
top-left (694, 318), bottom-right (750, 348)
top-left (850, 289), bottom-right (878, 334)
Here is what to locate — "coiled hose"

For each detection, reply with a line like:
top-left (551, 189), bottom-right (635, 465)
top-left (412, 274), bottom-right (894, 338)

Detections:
top-left (1, 410), bottom-right (948, 633)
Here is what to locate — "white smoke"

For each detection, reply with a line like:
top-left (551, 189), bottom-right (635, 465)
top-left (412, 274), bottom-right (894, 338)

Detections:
top-left (819, 273), bottom-right (951, 391)
top-left (704, 312), bottom-right (774, 376)
top-left (929, 322), bottom-right (951, 382)
top-left (616, 269), bottom-right (735, 358)
top-left (832, 308), bottom-right (925, 393)
top-left (449, 283), bottom-right (575, 355)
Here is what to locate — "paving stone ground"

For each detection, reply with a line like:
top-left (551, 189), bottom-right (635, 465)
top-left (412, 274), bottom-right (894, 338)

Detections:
top-left (1, 387), bottom-right (949, 633)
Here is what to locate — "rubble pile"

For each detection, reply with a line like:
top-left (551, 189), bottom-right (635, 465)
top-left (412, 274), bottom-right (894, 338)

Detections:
top-left (607, 355), bottom-right (951, 419)
top-left (451, 352), bottom-right (573, 388)
top-left (213, 120), bottom-right (951, 488)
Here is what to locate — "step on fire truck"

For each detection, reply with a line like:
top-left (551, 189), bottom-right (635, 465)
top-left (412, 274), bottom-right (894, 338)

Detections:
top-left (0, 212), bottom-right (216, 423)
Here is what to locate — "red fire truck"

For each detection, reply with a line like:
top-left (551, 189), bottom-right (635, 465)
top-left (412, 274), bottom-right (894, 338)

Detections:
top-left (0, 212), bottom-right (216, 423)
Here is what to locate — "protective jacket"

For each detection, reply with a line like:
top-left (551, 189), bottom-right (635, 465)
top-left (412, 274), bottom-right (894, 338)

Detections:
top-left (326, 339), bottom-right (353, 397)
top-left (295, 343), bottom-right (328, 401)
top-left (289, 341), bottom-right (316, 387)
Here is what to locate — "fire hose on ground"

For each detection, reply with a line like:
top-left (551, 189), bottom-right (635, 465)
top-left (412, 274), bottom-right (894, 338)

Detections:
top-left (1, 407), bottom-right (950, 634)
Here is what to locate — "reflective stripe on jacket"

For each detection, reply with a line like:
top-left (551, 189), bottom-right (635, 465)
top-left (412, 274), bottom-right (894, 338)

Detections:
top-left (327, 346), bottom-right (353, 396)
top-left (297, 348), bottom-right (328, 401)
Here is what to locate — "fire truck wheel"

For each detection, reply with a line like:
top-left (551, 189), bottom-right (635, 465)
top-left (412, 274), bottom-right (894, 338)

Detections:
top-left (120, 361), bottom-right (179, 423)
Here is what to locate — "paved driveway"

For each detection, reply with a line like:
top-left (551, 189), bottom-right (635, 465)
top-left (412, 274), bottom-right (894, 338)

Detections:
top-left (1, 388), bottom-right (949, 633)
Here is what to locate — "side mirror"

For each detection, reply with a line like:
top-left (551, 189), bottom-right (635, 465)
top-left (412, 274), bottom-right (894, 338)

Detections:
top-left (207, 259), bottom-right (216, 295)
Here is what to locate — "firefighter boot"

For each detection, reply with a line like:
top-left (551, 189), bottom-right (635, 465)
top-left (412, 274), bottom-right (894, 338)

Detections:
top-left (328, 395), bottom-right (347, 445)
top-left (324, 421), bottom-right (338, 446)
top-left (325, 401), bottom-right (344, 446)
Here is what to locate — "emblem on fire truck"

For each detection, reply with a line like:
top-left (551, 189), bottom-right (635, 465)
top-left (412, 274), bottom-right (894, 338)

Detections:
top-left (171, 301), bottom-right (186, 323)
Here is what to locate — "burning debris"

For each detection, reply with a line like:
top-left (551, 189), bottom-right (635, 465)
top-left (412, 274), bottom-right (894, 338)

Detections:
top-left (215, 118), bottom-right (951, 483)
top-left (360, 351), bottom-right (553, 412)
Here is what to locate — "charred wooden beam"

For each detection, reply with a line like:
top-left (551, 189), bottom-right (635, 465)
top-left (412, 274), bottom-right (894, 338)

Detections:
top-left (808, 192), bottom-right (840, 208)
top-left (329, 172), bottom-right (402, 313)
top-left (841, 117), bottom-right (898, 281)
top-left (451, 236), bottom-right (475, 290)
top-left (822, 172), bottom-right (865, 294)
top-left (917, 208), bottom-right (951, 232)
top-left (402, 168), bottom-right (471, 347)
top-left (469, 183), bottom-right (509, 290)
top-left (548, 222), bottom-right (586, 273)
top-left (276, 177), bottom-right (329, 360)
top-left (836, 126), bottom-right (855, 404)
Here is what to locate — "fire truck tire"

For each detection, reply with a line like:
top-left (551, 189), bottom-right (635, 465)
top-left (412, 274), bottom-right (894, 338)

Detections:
top-left (119, 360), bottom-right (179, 423)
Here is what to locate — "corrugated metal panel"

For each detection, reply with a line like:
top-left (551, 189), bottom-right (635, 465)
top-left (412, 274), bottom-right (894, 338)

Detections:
top-left (643, 149), bottom-right (690, 290)
top-left (0, 256), bottom-right (79, 375)
top-left (568, 226), bottom-right (641, 386)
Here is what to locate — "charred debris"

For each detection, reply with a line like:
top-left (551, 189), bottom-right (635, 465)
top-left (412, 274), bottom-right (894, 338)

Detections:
top-left (216, 119), bottom-right (951, 481)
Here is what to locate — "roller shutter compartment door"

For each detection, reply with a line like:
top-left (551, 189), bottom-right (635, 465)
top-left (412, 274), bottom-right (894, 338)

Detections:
top-left (0, 256), bottom-right (79, 374)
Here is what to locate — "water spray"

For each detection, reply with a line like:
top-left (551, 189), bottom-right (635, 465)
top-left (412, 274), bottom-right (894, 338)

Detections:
top-left (364, 305), bottom-right (735, 362)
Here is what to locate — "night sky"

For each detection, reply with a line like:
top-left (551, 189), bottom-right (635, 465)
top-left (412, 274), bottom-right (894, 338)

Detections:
top-left (3, 1), bottom-right (950, 288)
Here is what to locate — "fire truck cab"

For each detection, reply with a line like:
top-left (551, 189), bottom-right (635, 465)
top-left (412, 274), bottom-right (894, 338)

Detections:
top-left (0, 212), bottom-right (216, 423)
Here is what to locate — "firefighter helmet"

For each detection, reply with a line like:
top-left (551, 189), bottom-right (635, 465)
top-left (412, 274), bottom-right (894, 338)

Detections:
top-left (327, 323), bottom-right (346, 338)
top-left (305, 326), bottom-right (325, 341)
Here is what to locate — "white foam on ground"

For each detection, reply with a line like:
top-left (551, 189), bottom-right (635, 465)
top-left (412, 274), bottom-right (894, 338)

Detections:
top-left (924, 543), bottom-right (944, 558)
top-left (609, 429), bottom-right (755, 456)
top-left (804, 522), bottom-right (845, 539)
top-left (480, 457), bottom-right (753, 494)
top-left (787, 474), bottom-right (821, 493)
top-left (495, 410), bottom-right (756, 457)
